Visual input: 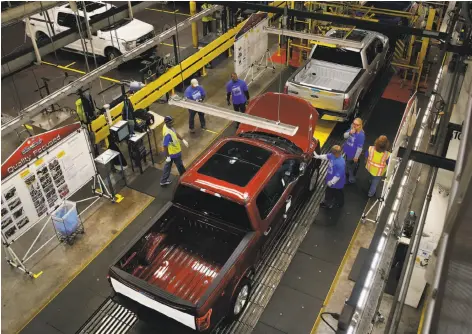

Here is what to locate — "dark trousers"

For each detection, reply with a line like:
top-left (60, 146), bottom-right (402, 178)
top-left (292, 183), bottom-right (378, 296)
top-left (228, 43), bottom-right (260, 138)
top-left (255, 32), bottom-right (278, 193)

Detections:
top-left (161, 155), bottom-right (186, 183)
top-left (233, 103), bottom-right (246, 113)
top-left (324, 187), bottom-right (344, 207)
top-left (188, 109), bottom-right (206, 129)
top-left (203, 21), bottom-right (212, 36)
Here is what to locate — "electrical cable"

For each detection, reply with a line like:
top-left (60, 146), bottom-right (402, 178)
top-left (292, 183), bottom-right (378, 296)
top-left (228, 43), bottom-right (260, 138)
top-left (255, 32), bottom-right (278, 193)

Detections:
top-left (320, 312), bottom-right (340, 333)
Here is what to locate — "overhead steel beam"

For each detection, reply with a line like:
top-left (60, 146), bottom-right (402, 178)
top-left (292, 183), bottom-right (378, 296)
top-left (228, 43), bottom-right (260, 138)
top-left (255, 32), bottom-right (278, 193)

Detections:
top-left (1, 1), bottom-right (66, 27)
top-left (264, 26), bottom-right (364, 49)
top-left (168, 97), bottom-right (299, 136)
top-left (211, 1), bottom-right (450, 40)
top-left (397, 147), bottom-right (456, 171)
top-left (1, 2), bottom-right (152, 78)
top-left (1, 5), bottom-right (222, 137)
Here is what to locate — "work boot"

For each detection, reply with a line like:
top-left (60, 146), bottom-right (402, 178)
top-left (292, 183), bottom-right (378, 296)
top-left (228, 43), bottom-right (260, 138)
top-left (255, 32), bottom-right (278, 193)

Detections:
top-left (320, 201), bottom-right (333, 209)
top-left (189, 128), bottom-right (195, 134)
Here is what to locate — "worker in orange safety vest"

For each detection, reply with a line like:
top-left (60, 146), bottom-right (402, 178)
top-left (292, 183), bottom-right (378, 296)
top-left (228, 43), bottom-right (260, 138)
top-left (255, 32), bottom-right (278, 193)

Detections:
top-left (365, 135), bottom-right (391, 198)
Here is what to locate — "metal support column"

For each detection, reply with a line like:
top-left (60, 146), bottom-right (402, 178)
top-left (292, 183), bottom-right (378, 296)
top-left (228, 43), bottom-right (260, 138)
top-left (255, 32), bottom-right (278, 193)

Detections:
top-left (25, 18), bottom-right (41, 64)
top-left (190, 1), bottom-right (198, 48)
top-left (127, 1), bottom-right (133, 19)
top-left (416, 7), bottom-right (436, 90)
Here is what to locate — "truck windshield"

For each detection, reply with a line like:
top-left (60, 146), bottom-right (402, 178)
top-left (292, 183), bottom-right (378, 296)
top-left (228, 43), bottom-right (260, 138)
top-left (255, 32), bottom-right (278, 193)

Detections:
top-left (174, 185), bottom-right (253, 231)
top-left (312, 45), bottom-right (363, 68)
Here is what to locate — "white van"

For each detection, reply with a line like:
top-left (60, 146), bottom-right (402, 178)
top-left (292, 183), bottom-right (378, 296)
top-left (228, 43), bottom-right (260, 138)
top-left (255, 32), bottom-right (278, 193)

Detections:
top-left (26, 1), bottom-right (155, 61)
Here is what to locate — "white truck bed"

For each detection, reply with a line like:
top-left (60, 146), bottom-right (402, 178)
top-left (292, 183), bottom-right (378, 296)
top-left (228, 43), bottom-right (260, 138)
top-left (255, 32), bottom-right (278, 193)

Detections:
top-left (294, 60), bottom-right (362, 93)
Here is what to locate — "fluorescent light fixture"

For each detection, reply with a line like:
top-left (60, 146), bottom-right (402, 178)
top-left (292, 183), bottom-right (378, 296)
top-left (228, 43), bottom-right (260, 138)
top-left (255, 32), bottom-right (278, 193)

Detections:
top-left (168, 96), bottom-right (299, 136)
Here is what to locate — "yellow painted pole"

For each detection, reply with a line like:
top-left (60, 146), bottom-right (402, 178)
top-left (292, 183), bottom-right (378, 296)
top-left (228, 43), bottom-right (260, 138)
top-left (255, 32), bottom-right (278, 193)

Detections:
top-left (416, 7), bottom-right (436, 89)
top-left (190, 1), bottom-right (198, 48)
top-left (278, 17), bottom-right (282, 56)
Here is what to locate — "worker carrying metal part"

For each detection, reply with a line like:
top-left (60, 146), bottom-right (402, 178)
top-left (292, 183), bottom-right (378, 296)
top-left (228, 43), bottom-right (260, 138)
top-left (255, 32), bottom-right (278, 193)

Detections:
top-left (314, 145), bottom-right (346, 209)
top-left (160, 116), bottom-right (188, 186)
top-left (184, 78), bottom-right (207, 133)
top-left (226, 72), bottom-right (249, 112)
top-left (343, 118), bottom-right (365, 184)
top-left (365, 135), bottom-right (391, 198)
top-left (201, 2), bottom-right (215, 36)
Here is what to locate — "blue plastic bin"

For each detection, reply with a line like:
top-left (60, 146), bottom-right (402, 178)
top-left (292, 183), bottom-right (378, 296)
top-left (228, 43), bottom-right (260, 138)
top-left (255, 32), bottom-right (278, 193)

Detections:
top-left (52, 201), bottom-right (79, 237)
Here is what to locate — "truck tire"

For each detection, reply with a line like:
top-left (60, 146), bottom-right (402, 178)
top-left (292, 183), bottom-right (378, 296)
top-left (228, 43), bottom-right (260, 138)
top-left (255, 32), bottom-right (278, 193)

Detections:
top-left (229, 278), bottom-right (251, 320)
top-left (36, 32), bottom-right (51, 47)
top-left (105, 47), bottom-right (121, 61)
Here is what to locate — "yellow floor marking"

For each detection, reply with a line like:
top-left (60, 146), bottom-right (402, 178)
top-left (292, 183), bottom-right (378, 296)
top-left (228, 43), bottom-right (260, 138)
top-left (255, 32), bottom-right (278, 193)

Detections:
top-left (146, 8), bottom-right (190, 16)
top-left (203, 128), bottom-right (219, 135)
top-left (41, 61), bottom-right (121, 84)
top-left (310, 214), bottom-right (364, 333)
top-left (160, 42), bottom-right (186, 49)
top-left (15, 196), bottom-right (154, 334)
top-left (64, 62), bottom-right (76, 68)
top-left (314, 119), bottom-right (337, 148)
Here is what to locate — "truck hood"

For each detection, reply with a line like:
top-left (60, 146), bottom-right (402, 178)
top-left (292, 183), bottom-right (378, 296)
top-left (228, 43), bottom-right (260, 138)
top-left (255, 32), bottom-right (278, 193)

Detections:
top-left (104, 19), bottom-right (154, 42)
top-left (237, 92), bottom-right (318, 153)
top-left (294, 60), bottom-right (362, 92)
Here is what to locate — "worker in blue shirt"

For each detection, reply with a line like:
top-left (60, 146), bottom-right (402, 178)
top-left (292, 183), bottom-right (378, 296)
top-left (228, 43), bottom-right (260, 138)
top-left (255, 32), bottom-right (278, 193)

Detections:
top-left (184, 78), bottom-right (206, 133)
top-left (226, 72), bottom-right (249, 113)
top-left (343, 118), bottom-right (365, 184)
top-left (160, 116), bottom-right (188, 186)
top-left (314, 145), bottom-right (346, 209)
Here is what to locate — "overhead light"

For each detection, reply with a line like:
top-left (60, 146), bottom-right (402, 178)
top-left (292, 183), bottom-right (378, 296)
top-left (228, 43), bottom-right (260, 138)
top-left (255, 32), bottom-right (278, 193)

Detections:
top-left (168, 96), bottom-right (299, 136)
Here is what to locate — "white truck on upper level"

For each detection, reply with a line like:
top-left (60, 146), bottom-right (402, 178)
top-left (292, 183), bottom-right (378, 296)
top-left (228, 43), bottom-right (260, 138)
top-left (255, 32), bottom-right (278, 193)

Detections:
top-left (26, 1), bottom-right (155, 61)
top-left (284, 29), bottom-right (389, 121)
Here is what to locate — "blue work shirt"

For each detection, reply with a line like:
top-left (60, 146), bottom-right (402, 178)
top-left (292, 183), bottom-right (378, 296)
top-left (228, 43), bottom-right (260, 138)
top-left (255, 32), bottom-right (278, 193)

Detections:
top-left (184, 85), bottom-right (206, 101)
top-left (163, 132), bottom-right (182, 159)
top-left (326, 153), bottom-right (346, 189)
top-left (343, 130), bottom-right (365, 160)
top-left (226, 79), bottom-right (248, 105)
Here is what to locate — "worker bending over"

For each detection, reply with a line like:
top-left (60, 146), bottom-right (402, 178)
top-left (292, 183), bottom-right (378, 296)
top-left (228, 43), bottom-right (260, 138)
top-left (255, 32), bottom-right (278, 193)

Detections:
top-left (185, 78), bottom-right (207, 133)
top-left (314, 145), bottom-right (346, 209)
top-left (160, 116), bottom-right (188, 186)
top-left (343, 118), bottom-right (365, 184)
top-left (365, 135), bottom-right (391, 198)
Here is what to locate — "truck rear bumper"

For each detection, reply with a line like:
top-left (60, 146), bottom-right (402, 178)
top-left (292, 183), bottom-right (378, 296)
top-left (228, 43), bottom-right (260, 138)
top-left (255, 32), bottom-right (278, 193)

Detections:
top-left (315, 107), bottom-right (350, 122)
top-left (110, 277), bottom-right (197, 330)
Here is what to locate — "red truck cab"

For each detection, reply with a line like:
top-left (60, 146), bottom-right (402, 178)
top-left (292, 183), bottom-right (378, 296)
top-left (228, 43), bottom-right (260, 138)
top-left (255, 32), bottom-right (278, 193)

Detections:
top-left (108, 93), bottom-right (321, 331)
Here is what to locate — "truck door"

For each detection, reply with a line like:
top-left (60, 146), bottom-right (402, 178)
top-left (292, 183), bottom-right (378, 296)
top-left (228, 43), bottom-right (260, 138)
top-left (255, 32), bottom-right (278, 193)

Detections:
top-left (255, 160), bottom-right (302, 251)
top-left (56, 11), bottom-right (84, 52)
top-left (364, 38), bottom-right (384, 86)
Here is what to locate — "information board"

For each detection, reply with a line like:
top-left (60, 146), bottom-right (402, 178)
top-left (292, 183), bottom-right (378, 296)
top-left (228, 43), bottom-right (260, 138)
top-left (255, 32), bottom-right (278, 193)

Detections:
top-left (234, 13), bottom-right (269, 76)
top-left (1, 123), bottom-right (95, 243)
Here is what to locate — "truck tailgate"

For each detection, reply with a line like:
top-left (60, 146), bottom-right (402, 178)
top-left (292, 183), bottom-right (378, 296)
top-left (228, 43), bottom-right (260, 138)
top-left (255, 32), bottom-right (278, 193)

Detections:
top-left (287, 81), bottom-right (345, 111)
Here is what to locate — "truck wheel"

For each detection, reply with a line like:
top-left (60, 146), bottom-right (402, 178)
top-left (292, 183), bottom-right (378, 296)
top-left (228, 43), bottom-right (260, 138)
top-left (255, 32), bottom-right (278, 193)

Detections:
top-left (105, 47), bottom-right (121, 61)
top-left (36, 32), bottom-right (51, 46)
top-left (229, 278), bottom-right (251, 320)
top-left (308, 166), bottom-right (320, 192)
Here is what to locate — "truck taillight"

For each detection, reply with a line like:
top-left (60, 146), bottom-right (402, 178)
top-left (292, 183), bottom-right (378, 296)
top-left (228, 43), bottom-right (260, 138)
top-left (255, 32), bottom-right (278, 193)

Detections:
top-left (196, 308), bottom-right (212, 331)
top-left (343, 97), bottom-right (351, 110)
top-left (283, 85), bottom-right (288, 94)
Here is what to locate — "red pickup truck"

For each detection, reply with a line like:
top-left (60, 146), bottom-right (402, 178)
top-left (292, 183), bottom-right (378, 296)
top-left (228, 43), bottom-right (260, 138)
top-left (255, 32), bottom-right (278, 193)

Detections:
top-left (108, 93), bottom-right (321, 331)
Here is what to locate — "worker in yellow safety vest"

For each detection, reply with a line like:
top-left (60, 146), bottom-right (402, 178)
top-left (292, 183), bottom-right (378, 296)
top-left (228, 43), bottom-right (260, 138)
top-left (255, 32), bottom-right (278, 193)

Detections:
top-left (75, 98), bottom-right (87, 124)
top-left (365, 135), bottom-right (391, 198)
top-left (201, 3), bottom-right (214, 36)
top-left (160, 116), bottom-right (189, 186)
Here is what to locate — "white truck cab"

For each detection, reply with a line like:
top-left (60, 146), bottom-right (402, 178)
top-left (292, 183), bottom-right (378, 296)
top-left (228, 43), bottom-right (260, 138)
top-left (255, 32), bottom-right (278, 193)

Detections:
top-left (26, 1), bottom-right (155, 61)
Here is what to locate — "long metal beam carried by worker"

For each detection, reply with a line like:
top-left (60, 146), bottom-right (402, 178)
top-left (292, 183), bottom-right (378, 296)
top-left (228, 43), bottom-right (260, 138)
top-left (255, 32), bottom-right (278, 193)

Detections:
top-left (264, 27), bottom-right (364, 49)
top-left (168, 97), bottom-right (299, 137)
top-left (1, 5), bottom-right (222, 137)
top-left (211, 1), bottom-right (448, 40)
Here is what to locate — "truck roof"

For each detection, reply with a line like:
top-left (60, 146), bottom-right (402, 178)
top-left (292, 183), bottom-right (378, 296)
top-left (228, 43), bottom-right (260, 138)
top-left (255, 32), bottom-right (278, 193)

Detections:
top-left (180, 137), bottom-right (286, 205)
top-left (325, 28), bottom-right (381, 50)
top-left (58, 1), bottom-right (110, 16)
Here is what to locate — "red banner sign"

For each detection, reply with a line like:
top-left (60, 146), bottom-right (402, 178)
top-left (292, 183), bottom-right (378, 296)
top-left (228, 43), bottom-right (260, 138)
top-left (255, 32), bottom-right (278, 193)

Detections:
top-left (1, 123), bottom-right (82, 179)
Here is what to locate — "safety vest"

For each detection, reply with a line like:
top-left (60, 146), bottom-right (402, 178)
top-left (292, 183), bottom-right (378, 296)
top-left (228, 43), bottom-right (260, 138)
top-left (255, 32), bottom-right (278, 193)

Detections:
top-left (366, 146), bottom-right (390, 177)
top-left (201, 3), bottom-right (214, 22)
top-left (75, 98), bottom-right (87, 123)
top-left (162, 124), bottom-right (181, 155)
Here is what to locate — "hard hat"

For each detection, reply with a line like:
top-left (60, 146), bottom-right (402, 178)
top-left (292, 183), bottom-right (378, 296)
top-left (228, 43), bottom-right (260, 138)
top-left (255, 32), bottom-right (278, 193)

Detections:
top-left (164, 116), bottom-right (174, 125)
top-left (191, 78), bottom-right (199, 87)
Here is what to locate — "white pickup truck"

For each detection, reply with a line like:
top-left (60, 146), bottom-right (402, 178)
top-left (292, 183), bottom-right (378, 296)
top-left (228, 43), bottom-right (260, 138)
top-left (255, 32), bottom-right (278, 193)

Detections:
top-left (26, 1), bottom-right (155, 61)
top-left (284, 29), bottom-right (389, 121)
